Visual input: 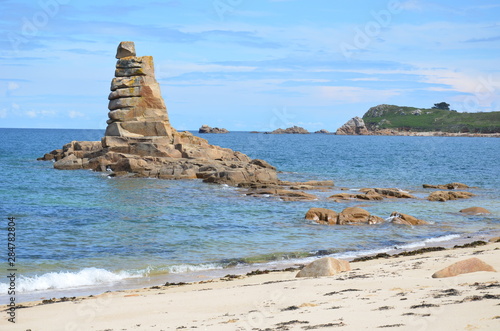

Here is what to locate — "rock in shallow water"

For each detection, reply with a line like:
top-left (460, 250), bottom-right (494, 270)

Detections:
top-left (389, 211), bottom-right (428, 225)
top-left (427, 191), bottom-right (475, 202)
top-left (305, 208), bottom-right (338, 225)
top-left (459, 207), bottom-right (491, 215)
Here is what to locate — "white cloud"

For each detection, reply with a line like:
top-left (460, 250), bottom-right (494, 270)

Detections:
top-left (25, 110), bottom-right (57, 118)
top-left (399, 0), bottom-right (422, 11)
top-left (317, 86), bottom-right (401, 103)
top-left (7, 82), bottom-right (20, 91)
top-left (0, 108), bottom-right (7, 118)
top-left (68, 110), bottom-right (85, 118)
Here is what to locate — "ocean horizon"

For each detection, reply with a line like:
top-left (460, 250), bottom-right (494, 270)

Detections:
top-left (1, 128), bottom-right (499, 303)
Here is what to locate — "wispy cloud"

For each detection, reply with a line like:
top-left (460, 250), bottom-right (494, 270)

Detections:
top-left (464, 35), bottom-right (500, 43)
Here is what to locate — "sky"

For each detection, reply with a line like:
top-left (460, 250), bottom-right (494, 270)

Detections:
top-left (1, 0), bottom-right (499, 131)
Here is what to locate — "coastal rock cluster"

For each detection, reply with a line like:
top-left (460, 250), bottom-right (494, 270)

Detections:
top-left (39, 42), bottom-right (277, 187)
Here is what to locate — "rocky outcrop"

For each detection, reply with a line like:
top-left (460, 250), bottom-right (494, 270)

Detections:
top-left (432, 258), bottom-right (496, 278)
top-left (199, 125), bottom-right (229, 134)
top-left (389, 212), bottom-right (428, 225)
top-left (314, 129), bottom-right (330, 134)
top-left (266, 126), bottom-right (309, 134)
top-left (459, 207), bottom-right (491, 215)
top-left (335, 117), bottom-right (370, 135)
top-left (39, 42), bottom-right (278, 188)
top-left (427, 191), bottom-right (475, 202)
top-left (423, 182), bottom-right (470, 189)
top-left (296, 257), bottom-right (350, 278)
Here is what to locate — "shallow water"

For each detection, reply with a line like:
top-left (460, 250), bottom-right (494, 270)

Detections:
top-left (0, 129), bottom-right (499, 302)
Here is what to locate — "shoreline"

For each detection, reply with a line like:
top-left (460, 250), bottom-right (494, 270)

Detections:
top-left (3, 229), bottom-right (500, 304)
top-left (2, 237), bottom-right (499, 330)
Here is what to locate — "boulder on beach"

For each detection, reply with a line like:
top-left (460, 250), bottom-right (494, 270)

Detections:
top-left (432, 257), bottom-right (496, 278)
top-left (459, 207), bottom-right (491, 215)
top-left (389, 212), bottom-right (428, 225)
top-left (427, 191), bottom-right (475, 202)
top-left (305, 208), bottom-right (338, 225)
top-left (198, 125), bottom-right (229, 134)
top-left (296, 257), bottom-right (351, 278)
top-left (423, 182), bottom-right (470, 189)
top-left (39, 42), bottom-right (278, 188)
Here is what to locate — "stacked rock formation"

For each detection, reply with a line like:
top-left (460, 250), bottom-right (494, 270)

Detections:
top-left (39, 42), bottom-right (278, 187)
top-left (105, 41), bottom-right (171, 138)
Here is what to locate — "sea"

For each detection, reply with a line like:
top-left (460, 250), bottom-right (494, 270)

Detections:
top-left (0, 128), bottom-right (499, 303)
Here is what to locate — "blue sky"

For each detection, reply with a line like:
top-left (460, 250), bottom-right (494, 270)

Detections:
top-left (1, 0), bottom-right (499, 131)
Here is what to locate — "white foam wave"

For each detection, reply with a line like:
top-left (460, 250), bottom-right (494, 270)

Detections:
top-left (395, 234), bottom-right (462, 250)
top-left (0, 268), bottom-right (140, 293)
top-left (424, 234), bottom-right (461, 243)
top-left (165, 263), bottom-right (224, 274)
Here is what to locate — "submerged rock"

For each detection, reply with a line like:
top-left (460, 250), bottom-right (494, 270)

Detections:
top-left (39, 42), bottom-right (278, 188)
top-left (459, 207), bottom-right (491, 215)
top-left (423, 182), bottom-right (470, 189)
top-left (328, 187), bottom-right (414, 202)
top-left (246, 189), bottom-right (318, 201)
top-left (296, 257), bottom-right (351, 278)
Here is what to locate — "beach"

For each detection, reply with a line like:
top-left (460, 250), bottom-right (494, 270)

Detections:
top-left (3, 240), bottom-right (499, 331)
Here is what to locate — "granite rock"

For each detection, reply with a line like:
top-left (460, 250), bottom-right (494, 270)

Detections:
top-left (432, 258), bottom-right (496, 278)
top-left (336, 117), bottom-right (370, 135)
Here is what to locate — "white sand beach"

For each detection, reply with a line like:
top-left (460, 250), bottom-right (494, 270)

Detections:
top-left (2, 240), bottom-right (499, 331)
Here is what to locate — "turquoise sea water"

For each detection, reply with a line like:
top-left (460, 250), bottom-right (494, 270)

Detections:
top-left (0, 128), bottom-right (499, 302)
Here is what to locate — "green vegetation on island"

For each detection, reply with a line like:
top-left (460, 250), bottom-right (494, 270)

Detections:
top-left (362, 104), bottom-right (500, 133)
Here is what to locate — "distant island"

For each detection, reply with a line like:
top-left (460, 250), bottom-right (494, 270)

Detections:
top-left (265, 126), bottom-right (310, 134)
top-left (199, 125), bottom-right (229, 134)
top-left (336, 103), bottom-right (500, 136)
